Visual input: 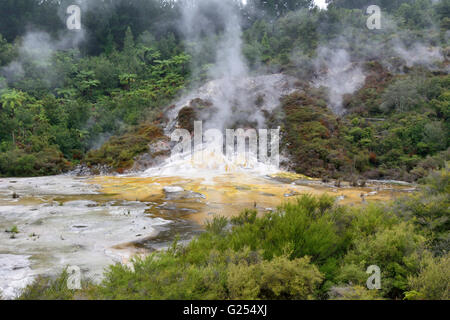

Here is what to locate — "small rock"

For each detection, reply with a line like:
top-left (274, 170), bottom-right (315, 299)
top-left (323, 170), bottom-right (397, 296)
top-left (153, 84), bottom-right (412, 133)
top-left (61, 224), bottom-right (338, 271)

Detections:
top-left (284, 190), bottom-right (299, 197)
top-left (163, 186), bottom-right (184, 193)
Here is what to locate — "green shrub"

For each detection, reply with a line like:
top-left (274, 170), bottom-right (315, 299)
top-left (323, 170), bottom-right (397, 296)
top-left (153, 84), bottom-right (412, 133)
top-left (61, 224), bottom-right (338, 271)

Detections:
top-left (85, 124), bottom-right (167, 171)
top-left (393, 169), bottom-right (450, 255)
top-left (19, 270), bottom-right (79, 300)
top-left (91, 252), bottom-right (228, 300)
top-left (227, 255), bottom-right (323, 300)
top-left (339, 222), bottom-right (426, 299)
top-left (406, 253), bottom-right (450, 300)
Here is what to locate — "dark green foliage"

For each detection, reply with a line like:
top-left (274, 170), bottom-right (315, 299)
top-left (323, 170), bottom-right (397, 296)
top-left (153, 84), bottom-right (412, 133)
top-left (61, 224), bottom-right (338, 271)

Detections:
top-left (0, 0), bottom-right (62, 42)
top-left (0, 23), bottom-right (188, 176)
top-left (340, 74), bottom-right (449, 181)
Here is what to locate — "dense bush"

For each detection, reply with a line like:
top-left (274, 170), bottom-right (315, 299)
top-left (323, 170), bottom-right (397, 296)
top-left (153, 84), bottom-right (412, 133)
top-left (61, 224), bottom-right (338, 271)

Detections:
top-left (406, 253), bottom-right (450, 300)
top-left (19, 270), bottom-right (79, 301)
top-left (392, 170), bottom-right (450, 255)
top-left (85, 124), bottom-right (168, 172)
top-left (0, 29), bottom-right (188, 176)
top-left (227, 254), bottom-right (323, 300)
top-left (269, 90), bottom-right (352, 178)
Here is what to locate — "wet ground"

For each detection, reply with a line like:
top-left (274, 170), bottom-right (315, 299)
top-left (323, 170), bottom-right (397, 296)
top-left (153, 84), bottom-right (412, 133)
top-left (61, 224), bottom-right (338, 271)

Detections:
top-left (0, 173), bottom-right (415, 299)
top-left (92, 173), bottom-right (413, 224)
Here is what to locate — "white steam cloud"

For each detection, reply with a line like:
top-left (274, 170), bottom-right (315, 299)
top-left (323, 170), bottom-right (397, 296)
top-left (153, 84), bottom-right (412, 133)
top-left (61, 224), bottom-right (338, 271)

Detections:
top-left (314, 47), bottom-right (366, 115)
top-left (392, 40), bottom-right (444, 68)
top-left (1, 5), bottom-right (85, 87)
top-left (179, 0), bottom-right (250, 130)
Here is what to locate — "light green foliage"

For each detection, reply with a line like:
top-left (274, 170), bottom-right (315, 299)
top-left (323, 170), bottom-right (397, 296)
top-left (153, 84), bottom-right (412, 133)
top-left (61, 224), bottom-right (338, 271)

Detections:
top-left (406, 253), bottom-right (450, 300)
top-left (92, 253), bottom-right (228, 300)
top-left (392, 169), bottom-right (450, 255)
top-left (18, 269), bottom-right (87, 300)
top-left (336, 169), bottom-right (450, 298)
top-left (341, 222), bottom-right (426, 298)
top-left (0, 89), bottom-right (27, 111)
top-left (227, 254), bottom-right (323, 300)
top-left (7, 225), bottom-right (19, 234)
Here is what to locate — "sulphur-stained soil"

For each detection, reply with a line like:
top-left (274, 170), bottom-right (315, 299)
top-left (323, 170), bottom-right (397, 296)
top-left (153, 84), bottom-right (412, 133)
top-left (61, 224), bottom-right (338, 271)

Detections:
top-left (91, 172), bottom-right (414, 225)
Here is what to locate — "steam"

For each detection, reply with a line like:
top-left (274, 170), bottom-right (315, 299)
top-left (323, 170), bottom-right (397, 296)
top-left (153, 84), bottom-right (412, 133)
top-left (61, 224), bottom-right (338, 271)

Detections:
top-left (313, 47), bottom-right (366, 115)
top-left (392, 39), bottom-right (444, 68)
top-left (1, 62), bottom-right (24, 84)
top-left (302, 7), bottom-right (446, 115)
top-left (314, 0), bottom-right (328, 9)
top-left (179, 0), bottom-right (250, 130)
top-left (310, 33), bottom-right (444, 116)
top-left (1, 5), bottom-right (85, 88)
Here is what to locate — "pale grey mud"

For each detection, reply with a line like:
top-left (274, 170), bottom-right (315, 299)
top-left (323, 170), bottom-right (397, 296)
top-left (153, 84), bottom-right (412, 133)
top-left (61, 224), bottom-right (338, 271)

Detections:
top-left (0, 175), bottom-right (194, 299)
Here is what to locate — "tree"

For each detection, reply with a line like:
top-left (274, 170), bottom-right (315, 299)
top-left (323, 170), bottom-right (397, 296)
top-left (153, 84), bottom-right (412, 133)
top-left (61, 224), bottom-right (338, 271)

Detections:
top-left (422, 122), bottom-right (447, 153)
top-left (75, 71), bottom-right (100, 97)
top-left (0, 0), bottom-right (64, 41)
top-left (247, 0), bottom-right (314, 17)
top-left (328, 0), bottom-right (405, 11)
top-left (0, 89), bottom-right (27, 113)
top-left (406, 253), bottom-right (450, 300)
top-left (0, 34), bottom-right (15, 66)
top-left (123, 27), bottom-right (135, 54)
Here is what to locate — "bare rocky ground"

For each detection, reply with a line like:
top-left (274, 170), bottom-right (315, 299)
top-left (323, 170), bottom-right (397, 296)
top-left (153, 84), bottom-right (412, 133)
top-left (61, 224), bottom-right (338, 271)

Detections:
top-left (0, 176), bottom-right (176, 299)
